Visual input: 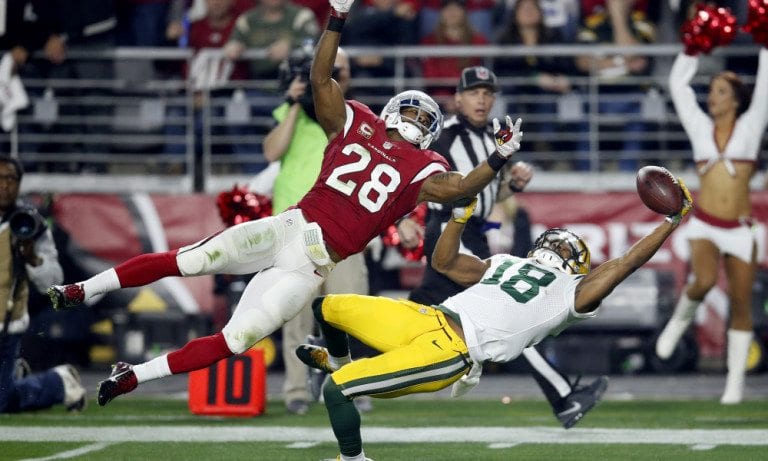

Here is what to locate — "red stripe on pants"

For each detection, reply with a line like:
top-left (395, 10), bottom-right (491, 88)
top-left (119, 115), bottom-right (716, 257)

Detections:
top-left (114, 250), bottom-right (181, 287)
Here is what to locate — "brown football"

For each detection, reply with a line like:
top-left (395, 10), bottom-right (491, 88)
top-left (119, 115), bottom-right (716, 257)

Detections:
top-left (636, 166), bottom-right (683, 215)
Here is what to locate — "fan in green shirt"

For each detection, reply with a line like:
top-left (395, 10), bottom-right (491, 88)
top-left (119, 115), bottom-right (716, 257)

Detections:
top-left (224, 0), bottom-right (320, 80)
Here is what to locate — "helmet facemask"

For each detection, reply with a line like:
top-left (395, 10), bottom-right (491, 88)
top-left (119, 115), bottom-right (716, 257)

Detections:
top-left (381, 90), bottom-right (443, 149)
top-left (528, 228), bottom-right (591, 275)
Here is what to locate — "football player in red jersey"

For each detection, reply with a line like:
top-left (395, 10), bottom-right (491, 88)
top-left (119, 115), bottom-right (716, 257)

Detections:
top-left (46, 0), bottom-right (524, 409)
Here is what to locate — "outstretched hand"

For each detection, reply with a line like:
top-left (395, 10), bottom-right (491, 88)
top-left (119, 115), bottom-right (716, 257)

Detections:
top-left (451, 197), bottom-right (478, 224)
top-left (507, 161), bottom-right (533, 192)
top-left (492, 116), bottom-right (523, 158)
top-left (666, 178), bottom-right (694, 225)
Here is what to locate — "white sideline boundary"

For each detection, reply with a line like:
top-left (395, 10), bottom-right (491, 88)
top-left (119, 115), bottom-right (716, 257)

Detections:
top-left (18, 443), bottom-right (112, 461)
top-left (1, 426), bottom-right (767, 445)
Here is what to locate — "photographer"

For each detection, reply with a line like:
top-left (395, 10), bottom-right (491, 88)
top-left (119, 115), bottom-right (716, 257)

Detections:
top-left (0, 156), bottom-right (84, 413)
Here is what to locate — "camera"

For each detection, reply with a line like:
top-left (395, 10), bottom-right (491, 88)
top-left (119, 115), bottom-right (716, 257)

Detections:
top-left (278, 40), bottom-right (341, 97)
top-left (278, 43), bottom-right (314, 92)
top-left (9, 206), bottom-right (47, 241)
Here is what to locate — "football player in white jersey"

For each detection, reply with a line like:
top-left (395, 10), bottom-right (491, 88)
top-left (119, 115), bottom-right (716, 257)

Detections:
top-left (297, 182), bottom-right (692, 461)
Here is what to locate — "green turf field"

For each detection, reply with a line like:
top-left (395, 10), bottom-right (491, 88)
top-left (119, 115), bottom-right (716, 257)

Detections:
top-left (2, 398), bottom-right (767, 460)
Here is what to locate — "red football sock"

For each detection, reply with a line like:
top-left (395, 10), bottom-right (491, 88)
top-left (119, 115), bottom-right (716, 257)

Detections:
top-left (167, 332), bottom-right (233, 374)
top-left (114, 250), bottom-right (182, 287)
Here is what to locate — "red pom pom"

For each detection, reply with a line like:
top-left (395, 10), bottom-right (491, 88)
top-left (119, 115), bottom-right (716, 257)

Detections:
top-left (743, 0), bottom-right (768, 47)
top-left (681, 4), bottom-right (737, 55)
top-left (216, 184), bottom-right (272, 227)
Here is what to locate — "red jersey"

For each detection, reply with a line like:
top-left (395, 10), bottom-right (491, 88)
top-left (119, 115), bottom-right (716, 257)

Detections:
top-left (188, 16), bottom-right (248, 80)
top-left (297, 101), bottom-right (450, 259)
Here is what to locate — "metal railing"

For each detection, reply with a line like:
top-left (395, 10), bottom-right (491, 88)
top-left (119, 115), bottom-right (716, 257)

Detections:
top-left (3, 44), bottom-right (766, 193)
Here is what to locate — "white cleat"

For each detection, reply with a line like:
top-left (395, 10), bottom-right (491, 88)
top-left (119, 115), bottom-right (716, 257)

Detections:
top-left (655, 318), bottom-right (690, 359)
top-left (53, 364), bottom-right (87, 412)
top-left (720, 385), bottom-right (744, 405)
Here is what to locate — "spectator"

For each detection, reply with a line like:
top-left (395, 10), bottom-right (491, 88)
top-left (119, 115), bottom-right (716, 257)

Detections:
top-left (494, 0), bottom-right (579, 167)
top-left (419, 0), bottom-right (497, 40)
top-left (164, 0), bottom-right (250, 179)
top-left (221, 0), bottom-right (320, 168)
top-left (116, 0), bottom-right (174, 47)
top-left (0, 155), bottom-right (85, 414)
top-left (0, 0), bottom-right (48, 159)
top-left (165, 0), bottom-right (256, 44)
top-left (500, 0), bottom-right (582, 41)
top-left (21, 0), bottom-right (118, 172)
top-left (224, 0), bottom-right (320, 81)
top-left (420, 0), bottom-right (489, 110)
top-left (0, 1), bottom-right (50, 72)
top-left (574, 0), bottom-right (657, 172)
top-left (341, 0), bottom-right (419, 110)
top-left (293, 0), bottom-right (333, 27)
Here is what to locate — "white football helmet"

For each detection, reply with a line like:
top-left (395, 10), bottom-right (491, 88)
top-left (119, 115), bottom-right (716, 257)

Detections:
top-left (528, 228), bottom-right (591, 275)
top-left (381, 90), bottom-right (443, 149)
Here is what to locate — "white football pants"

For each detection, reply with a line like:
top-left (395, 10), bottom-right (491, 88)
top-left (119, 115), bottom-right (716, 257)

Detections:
top-left (176, 209), bottom-right (328, 353)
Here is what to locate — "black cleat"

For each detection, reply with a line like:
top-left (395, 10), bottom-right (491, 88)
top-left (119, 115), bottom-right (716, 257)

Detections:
top-left (97, 362), bottom-right (138, 406)
top-left (295, 344), bottom-right (336, 374)
top-left (555, 375), bottom-right (609, 429)
top-left (306, 335), bottom-right (327, 402)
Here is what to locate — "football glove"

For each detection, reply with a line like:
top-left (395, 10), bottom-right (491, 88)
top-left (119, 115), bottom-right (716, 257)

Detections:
top-left (492, 116), bottom-right (523, 158)
top-left (451, 361), bottom-right (483, 398)
top-left (329, 0), bottom-right (354, 14)
top-left (665, 178), bottom-right (694, 225)
top-left (452, 197), bottom-right (478, 224)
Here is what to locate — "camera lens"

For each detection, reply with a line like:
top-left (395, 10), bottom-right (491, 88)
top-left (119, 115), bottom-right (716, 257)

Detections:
top-left (9, 209), bottom-right (44, 240)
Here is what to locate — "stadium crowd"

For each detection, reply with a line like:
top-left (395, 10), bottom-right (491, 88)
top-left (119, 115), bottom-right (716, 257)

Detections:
top-left (1, 0), bottom-right (763, 176)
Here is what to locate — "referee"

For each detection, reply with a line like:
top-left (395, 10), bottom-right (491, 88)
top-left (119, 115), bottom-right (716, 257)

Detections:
top-left (409, 66), bottom-right (530, 305)
top-left (407, 66), bottom-right (609, 429)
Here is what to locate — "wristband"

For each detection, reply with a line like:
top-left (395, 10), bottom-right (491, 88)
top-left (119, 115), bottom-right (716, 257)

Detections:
top-left (285, 95), bottom-right (297, 105)
top-left (509, 181), bottom-right (524, 193)
top-left (327, 16), bottom-right (346, 32)
top-left (487, 152), bottom-right (508, 172)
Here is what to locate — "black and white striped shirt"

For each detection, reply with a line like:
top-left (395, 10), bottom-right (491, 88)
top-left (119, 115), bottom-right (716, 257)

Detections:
top-left (428, 114), bottom-right (500, 221)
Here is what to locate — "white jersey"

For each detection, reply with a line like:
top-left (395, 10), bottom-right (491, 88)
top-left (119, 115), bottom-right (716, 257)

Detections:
top-left (668, 48), bottom-right (768, 175)
top-left (440, 254), bottom-right (597, 365)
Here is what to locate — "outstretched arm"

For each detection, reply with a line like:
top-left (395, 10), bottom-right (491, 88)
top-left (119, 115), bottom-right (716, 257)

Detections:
top-left (418, 117), bottom-right (524, 204)
top-left (417, 169), bottom-right (496, 204)
top-left (431, 198), bottom-right (490, 287)
top-left (574, 219), bottom-right (676, 313)
top-left (743, 47), bottom-right (768, 129)
top-left (311, 4), bottom-right (354, 140)
top-left (574, 181), bottom-right (693, 314)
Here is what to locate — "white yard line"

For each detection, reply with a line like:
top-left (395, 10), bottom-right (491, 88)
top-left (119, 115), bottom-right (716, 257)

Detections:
top-left (18, 443), bottom-right (111, 461)
top-left (1, 427), bottom-right (766, 446)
